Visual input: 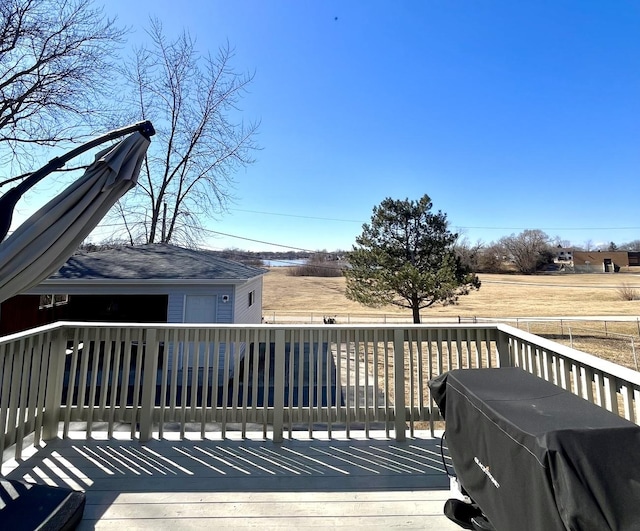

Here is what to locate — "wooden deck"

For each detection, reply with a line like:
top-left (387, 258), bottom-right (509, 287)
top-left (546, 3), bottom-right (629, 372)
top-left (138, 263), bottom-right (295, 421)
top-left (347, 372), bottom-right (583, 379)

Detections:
top-left (2, 430), bottom-right (460, 530)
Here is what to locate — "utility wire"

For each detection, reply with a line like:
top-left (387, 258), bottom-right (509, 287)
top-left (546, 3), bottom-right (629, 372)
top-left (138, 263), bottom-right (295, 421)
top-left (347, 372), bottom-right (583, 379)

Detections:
top-left (231, 208), bottom-right (640, 232)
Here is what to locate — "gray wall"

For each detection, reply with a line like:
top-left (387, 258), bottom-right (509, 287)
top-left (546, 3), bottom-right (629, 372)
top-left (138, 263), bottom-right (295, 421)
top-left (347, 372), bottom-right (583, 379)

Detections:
top-left (233, 276), bottom-right (264, 324)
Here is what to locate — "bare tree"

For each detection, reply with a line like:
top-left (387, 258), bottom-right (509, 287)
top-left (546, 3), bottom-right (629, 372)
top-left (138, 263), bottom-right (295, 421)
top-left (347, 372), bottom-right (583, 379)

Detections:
top-left (551, 236), bottom-right (572, 248)
top-left (453, 236), bottom-right (484, 272)
top-left (499, 229), bottom-right (552, 274)
top-left (111, 19), bottom-right (259, 246)
top-left (0, 0), bottom-right (125, 168)
top-left (621, 240), bottom-right (640, 251)
top-left (476, 242), bottom-right (506, 273)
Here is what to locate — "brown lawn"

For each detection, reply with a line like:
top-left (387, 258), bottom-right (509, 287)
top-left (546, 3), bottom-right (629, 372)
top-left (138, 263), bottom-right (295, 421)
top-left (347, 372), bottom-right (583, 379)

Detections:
top-left (263, 267), bottom-right (640, 369)
top-left (263, 267), bottom-right (640, 319)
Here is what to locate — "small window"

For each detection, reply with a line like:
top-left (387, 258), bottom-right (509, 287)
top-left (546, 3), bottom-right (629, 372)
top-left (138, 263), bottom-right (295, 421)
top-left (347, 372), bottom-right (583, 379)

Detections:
top-left (248, 290), bottom-right (255, 307)
top-left (39, 294), bottom-right (69, 309)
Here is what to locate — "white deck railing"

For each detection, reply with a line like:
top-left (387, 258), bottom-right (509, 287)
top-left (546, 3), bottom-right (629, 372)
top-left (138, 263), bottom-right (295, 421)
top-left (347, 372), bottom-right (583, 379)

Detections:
top-left (2, 322), bottom-right (640, 461)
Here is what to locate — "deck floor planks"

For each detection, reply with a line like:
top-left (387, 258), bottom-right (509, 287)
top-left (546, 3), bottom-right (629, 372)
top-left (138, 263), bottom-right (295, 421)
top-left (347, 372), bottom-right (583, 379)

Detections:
top-left (3, 431), bottom-right (461, 530)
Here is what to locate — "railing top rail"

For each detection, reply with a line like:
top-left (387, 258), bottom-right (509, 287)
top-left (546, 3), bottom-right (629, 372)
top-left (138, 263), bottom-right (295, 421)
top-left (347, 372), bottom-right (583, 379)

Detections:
top-left (496, 323), bottom-right (640, 386)
top-left (3, 320), bottom-right (638, 386)
top-left (0, 321), bottom-right (505, 345)
top-left (27, 321), bottom-right (505, 330)
top-left (0, 321), bottom-right (64, 343)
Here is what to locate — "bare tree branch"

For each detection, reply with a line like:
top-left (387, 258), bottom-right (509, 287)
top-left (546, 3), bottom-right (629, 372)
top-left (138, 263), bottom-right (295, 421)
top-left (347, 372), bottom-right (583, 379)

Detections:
top-left (0, 0), bottom-right (126, 170)
top-left (107, 19), bottom-right (259, 246)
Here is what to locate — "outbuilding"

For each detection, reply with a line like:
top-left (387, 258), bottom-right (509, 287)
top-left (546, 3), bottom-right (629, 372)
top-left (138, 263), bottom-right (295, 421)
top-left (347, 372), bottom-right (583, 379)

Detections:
top-left (0, 244), bottom-right (267, 335)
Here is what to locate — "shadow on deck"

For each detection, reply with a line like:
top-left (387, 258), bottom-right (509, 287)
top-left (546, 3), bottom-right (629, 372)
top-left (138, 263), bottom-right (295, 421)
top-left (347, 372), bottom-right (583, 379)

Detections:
top-left (3, 432), bottom-right (457, 529)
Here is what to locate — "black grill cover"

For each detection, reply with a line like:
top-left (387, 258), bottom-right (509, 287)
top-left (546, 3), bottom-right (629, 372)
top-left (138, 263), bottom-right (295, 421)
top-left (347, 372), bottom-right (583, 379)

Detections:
top-left (429, 368), bottom-right (640, 531)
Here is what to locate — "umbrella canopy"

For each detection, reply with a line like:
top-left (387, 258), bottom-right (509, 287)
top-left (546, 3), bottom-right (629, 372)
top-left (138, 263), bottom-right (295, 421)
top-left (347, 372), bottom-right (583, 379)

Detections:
top-left (0, 131), bottom-right (150, 303)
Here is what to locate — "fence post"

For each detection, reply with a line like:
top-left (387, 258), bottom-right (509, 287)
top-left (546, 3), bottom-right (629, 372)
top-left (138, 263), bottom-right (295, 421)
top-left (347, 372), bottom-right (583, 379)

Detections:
top-left (569, 327), bottom-right (574, 349)
top-left (139, 328), bottom-right (159, 442)
top-left (43, 328), bottom-right (68, 440)
top-left (393, 329), bottom-right (406, 442)
top-left (273, 329), bottom-right (286, 442)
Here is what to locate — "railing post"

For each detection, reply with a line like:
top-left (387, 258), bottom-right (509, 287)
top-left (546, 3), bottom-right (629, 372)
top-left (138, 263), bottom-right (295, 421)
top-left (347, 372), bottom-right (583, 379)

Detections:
top-left (43, 328), bottom-right (67, 440)
top-left (273, 329), bottom-right (286, 442)
top-left (139, 328), bottom-right (159, 442)
top-left (393, 329), bottom-right (406, 442)
top-left (496, 328), bottom-right (513, 367)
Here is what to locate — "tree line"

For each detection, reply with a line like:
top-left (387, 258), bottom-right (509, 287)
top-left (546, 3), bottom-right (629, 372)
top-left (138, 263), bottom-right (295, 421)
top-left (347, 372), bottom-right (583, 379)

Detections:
top-left (454, 232), bottom-right (640, 275)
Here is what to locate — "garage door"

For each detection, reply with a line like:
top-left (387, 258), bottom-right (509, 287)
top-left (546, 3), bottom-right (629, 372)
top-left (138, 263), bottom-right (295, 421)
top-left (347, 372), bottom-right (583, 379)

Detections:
top-left (184, 295), bottom-right (217, 323)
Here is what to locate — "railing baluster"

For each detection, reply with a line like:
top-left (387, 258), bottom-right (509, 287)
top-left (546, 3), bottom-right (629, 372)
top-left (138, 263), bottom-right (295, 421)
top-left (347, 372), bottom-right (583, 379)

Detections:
top-left (241, 328), bottom-right (250, 439)
top-left (273, 329), bottom-right (285, 443)
top-left (383, 330), bottom-right (391, 439)
top-left (0, 342), bottom-right (13, 454)
top-left (211, 328), bottom-right (221, 428)
top-left (43, 330), bottom-right (66, 441)
top-left (200, 328), bottom-right (211, 439)
top-left (190, 328), bottom-right (201, 425)
top-left (25, 334), bottom-right (41, 441)
top-left (107, 328), bottom-right (122, 438)
top-left (140, 328), bottom-right (160, 442)
top-left (97, 327), bottom-right (112, 422)
top-left (408, 331), bottom-right (415, 437)
top-left (63, 328), bottom-right (78, 437)
top-left (3, 322), bottom-right (640, 457)
top-left (326, 328), bottom-right (333, 438)
top-left (606, 376), bottom-right (619, 415)
top-left (335, 328), bottom-right (343, 428)
top-left (86, 328), bottom-right (103, 438)
top-left (364, 331), bottom-right (370, 437)
top-left (261, 331), bottom-right (271, 439)
top-left (179, 329), bottom-right (190, 438)
top-left (33, 331), bottom-right (50, 446)
top-left (230, 329), bottom-right (241, 424)
top-left (393, 329), bottom-right (406, 442)
top-left (221, 328), bottom-right (231, 438)
top-left (130, 328), bottom-right (144, 439)
top-left (250, 328), bottom-right (260, 423)
top-left (119, 327), bottom-right (133, 426)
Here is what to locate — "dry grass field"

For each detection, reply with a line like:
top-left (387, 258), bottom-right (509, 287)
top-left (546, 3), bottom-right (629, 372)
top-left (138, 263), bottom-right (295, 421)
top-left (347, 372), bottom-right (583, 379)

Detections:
top-left (263, 267), bottom-right (640, 369)
top-left (263, 267), bottom-right (640, 319)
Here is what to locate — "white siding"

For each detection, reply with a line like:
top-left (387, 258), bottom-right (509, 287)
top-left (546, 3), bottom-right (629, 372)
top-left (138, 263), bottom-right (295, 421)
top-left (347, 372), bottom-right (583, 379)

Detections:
top-left (233, 277), bottom-right (263, 324)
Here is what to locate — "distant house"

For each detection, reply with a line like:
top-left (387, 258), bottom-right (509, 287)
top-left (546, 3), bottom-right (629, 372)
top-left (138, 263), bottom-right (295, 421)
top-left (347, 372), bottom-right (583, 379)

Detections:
top-left (553, 247), bottom-right (574, 263)
top-left (0, 244), bottom-right (267, 335)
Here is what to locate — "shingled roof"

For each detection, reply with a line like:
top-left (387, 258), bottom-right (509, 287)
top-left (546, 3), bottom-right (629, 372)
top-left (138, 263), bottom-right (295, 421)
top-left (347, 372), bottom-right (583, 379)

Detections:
top-left (49, 244), bottom-right (266, 282)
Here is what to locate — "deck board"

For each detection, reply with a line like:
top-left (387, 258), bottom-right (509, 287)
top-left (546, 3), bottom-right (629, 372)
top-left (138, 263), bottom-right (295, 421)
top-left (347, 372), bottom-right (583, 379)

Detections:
top-left (2, 431), bottom-right (461, 530)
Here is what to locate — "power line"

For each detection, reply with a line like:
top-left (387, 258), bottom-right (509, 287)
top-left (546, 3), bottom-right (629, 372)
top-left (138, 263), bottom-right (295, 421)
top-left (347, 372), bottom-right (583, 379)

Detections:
top-left (231, 209), bottom-right (640, 232)
top-left (196, 226), bottom-right (320, 253)
top-left (109, 211), bottom-right (640, 232)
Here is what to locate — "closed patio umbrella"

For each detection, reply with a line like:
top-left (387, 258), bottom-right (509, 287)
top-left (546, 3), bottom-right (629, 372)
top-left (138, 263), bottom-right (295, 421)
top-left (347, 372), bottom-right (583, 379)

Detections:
top-left (0, 124), bottom-right (153, 303)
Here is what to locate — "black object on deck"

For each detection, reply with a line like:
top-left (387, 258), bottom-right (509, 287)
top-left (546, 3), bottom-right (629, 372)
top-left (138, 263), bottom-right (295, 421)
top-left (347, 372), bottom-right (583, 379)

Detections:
top-left (0, 478), bottom-right (85, 530)
top-left (429, 367), bottom-right (640, 531)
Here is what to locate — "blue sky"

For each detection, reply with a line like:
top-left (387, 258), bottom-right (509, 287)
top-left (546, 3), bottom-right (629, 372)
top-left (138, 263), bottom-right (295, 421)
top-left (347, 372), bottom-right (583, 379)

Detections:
top-left (10, 1), bottom-right (640, 252)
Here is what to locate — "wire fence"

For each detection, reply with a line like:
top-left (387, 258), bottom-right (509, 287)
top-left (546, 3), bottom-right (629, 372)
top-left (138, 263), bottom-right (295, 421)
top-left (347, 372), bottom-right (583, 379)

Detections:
top-left (506, 318), bottom-right (640, 372)
top-left (263, 312), bottom-right (640, 371)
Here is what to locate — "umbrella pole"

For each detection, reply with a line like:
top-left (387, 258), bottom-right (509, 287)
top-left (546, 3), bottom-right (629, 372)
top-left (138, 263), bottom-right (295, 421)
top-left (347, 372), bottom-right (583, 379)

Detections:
top-left (0, 121), bottom-right (155, 242)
